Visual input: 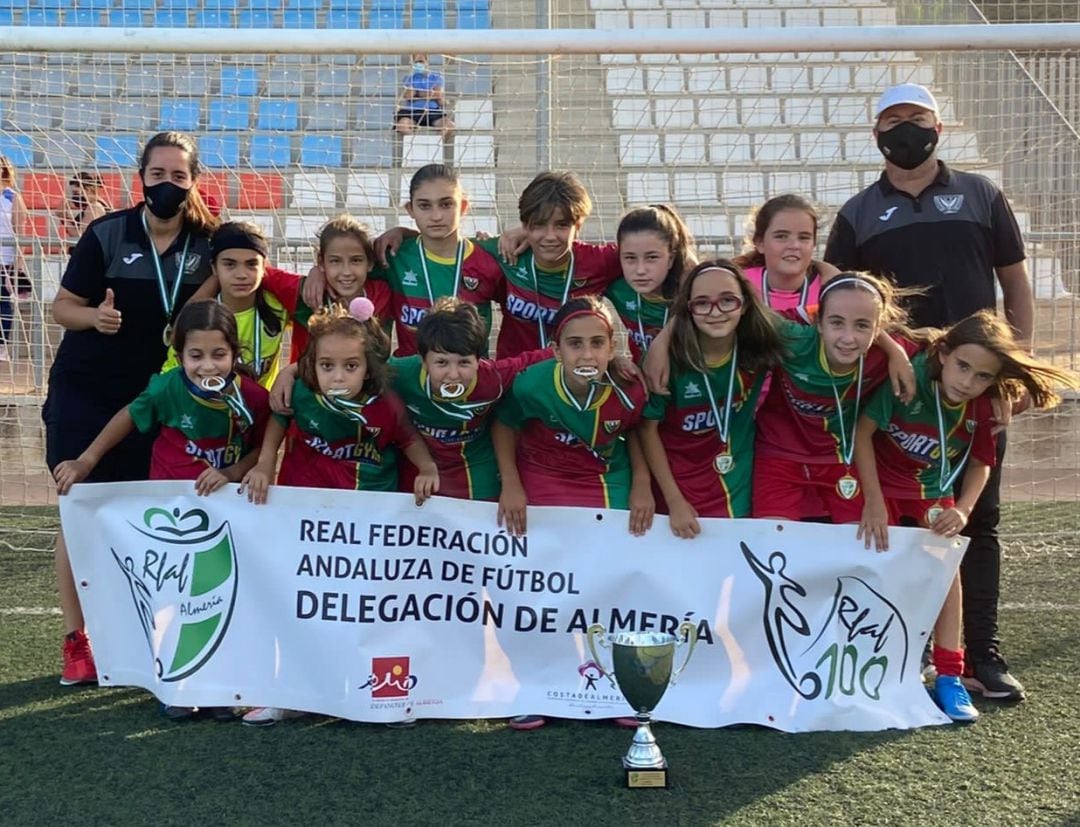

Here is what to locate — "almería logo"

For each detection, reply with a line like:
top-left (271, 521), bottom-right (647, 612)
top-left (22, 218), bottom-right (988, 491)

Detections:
top-left (114, 506), bottom-right (238, 682)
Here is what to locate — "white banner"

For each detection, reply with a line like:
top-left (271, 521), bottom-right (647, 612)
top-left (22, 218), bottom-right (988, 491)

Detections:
top-left (60, 482), bottom-right (966, 732)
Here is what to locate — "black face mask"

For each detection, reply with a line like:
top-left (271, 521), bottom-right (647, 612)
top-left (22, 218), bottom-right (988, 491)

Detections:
top-left (143, 180), bottom-right (190, 220)
top-left (876, 121), bottom-right (938, 170)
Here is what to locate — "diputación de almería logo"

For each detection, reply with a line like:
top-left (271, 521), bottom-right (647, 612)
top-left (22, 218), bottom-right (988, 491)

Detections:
top-left (113, 506), bottom-right (239, 682)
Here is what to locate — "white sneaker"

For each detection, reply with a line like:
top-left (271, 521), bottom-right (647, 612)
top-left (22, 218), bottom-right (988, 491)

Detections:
top-left (0, 345), bottom-right (9, 362)
top-left (241, 707), bottom-right (304, 727)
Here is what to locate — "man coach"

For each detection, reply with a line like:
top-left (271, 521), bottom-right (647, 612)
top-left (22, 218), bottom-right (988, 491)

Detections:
top-left (825, 83), bottom-right (1034, 702)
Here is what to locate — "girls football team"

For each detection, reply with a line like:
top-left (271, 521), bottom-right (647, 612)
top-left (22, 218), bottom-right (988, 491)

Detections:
top-left (52, 165), bottom-right (1080, 727)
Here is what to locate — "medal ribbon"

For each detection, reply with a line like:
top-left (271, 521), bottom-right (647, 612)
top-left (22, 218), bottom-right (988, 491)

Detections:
top-left (417, 238), bottom-right (465, 306)
top-left (933, 383), bottom-right (975, 492)
top-left (423, 375), bottom-right (491, 422)
top-left (220, 296), bottom-right (266, 379)
top-left (320, 392), bottom-right (377, 425)
top-left (827, 354), bottom-right (863, 467)
top-left (762, 267), bottom-right (810, 313)
top-left (700, 339), bottom-right (739, 448)
top-left (182, 372), bottom-right (254, 427)
top-left (142, 208), bottom-right (190, 326)
top-left (635, 299), bottom-right (669, 353)
top-left (530, 249), bottom-right (575, 348)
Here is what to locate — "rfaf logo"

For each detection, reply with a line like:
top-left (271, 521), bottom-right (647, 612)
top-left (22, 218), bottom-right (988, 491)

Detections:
top-left (114, 507), bottom-right (238, 682)
top-left (362, 656), bottom-right (418, 698)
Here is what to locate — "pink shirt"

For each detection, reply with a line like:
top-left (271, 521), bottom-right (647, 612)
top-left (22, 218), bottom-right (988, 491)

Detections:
top-left (743, 264), bottom-right (821, 314)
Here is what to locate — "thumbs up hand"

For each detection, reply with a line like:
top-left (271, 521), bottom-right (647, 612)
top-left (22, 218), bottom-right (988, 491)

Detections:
top-left (94, 288), bottom-right (122, 335)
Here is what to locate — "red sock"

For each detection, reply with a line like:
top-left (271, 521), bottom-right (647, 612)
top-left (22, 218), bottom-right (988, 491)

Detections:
top-left (933, 645), bottom-right (964, 678)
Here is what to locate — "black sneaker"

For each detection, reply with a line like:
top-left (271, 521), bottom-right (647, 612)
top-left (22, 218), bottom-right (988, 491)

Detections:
top-left (963, 653), bottom-right (1026, 702)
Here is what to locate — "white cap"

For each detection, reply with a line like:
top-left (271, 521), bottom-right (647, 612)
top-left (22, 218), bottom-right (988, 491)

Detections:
top-left (874, 83), bottom-right (939, 119)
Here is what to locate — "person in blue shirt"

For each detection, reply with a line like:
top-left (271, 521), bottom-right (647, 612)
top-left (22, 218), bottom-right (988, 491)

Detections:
top-left (394, 53), bottom-right (455, 139)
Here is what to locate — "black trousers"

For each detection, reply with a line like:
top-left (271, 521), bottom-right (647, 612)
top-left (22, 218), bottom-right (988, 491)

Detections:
top-left (954, 431), bottom-right (1008, 661)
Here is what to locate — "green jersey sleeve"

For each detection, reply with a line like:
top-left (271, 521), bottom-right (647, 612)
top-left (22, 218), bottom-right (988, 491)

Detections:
top-left (862, 380), bottom-right (897, 429)
top-left (127, 371), bottom-right (172, 434)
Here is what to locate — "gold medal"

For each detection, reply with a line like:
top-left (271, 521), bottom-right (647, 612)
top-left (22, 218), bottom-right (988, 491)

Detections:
top-left (162, 324), bottom-right (173, 346)
top-left (713, 453), bottom-right (734, 475)
top-left (837, 474), bottom-right (859, 500)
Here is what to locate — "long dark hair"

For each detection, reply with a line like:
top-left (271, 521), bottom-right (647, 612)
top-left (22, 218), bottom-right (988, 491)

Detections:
top-left (139, 131), bottom-right (219, 235)
top-left (670, 259), bottom-right (784, 375)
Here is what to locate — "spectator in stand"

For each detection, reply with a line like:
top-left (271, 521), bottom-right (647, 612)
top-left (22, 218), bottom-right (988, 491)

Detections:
top-left (394, 53), bottom-right (454, 140)
top-left (0, 155), bottom-right (30, 362)
top-left (63, 172), bottom-right (112, 255)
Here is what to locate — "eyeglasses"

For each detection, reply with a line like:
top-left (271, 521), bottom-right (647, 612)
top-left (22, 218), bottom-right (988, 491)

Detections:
top-left (688, 294), bottom-right (743, 316)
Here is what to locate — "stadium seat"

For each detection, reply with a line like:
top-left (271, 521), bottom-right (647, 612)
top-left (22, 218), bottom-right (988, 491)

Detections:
top-left (313, 67), bottom-right (350, 97)
top-left (220, 66), bottom-right (260, 96)
top-left (39, 133), bottom-right (93, 168)
top-left (326, 9), bottom-right (359, 27)
top-left (368, 8), bottom-right (402, 27)
top-left (24, 8), bottom-right (61, 23)
top-left (174, 65), bottom-right (210, 97)
top-left (107, 9), bottom-right (144, 26)
top-left (236, 171), bottom-right (285, 209)
top-left (454, 100), bottom-right (494, 130)
top-left (454, 135), bottom-right (494, 168)
top-left (709, 134), bottom-right (751, 164)
top-left (671, 172), bottom-right (717, 206)
top-left (159, 99), bottom-right (202, 131)
top-left (300, 135), bottom-right (343, 166)
top-left (664, 133), bottom-right (707, 165)
top-left (618, 134), bottom-right (660, 166)
top-left (257, 100), bottom-right (299, 130)
top-left (198, 171), bottom-right (232, 209)
top-left (199, 135), bottom-right (241, 169)
top-left (354, 99), bottom-right (394, 129)
top-left (0, 10), bottom-right (13, 23)
top-left (626, 172), bottom-right (669, 204)
top-left (403, 134), bottom-right (442, 167)
top-left (95, 135), bottom-right (139, 168)
top-left (8, 100), bottom-right (56, 129)
top-left (345, 172), bottom-right (391, 209)
top-left (209, 99), bottom-right (251, 130)
top-left (286, 0), bottom-right (321, 7)
top-left (203, 0), bottom-right (240, 9)
top-left (63, 100), bottom-right (108, 130)
top-left (24, 173), bottom-right (65, 211)
top-left (355, 65), bottom-right (398, 97)
top-left (266, 67), bottom-right (306, 97)
top-left (291, 171), bottom-right (337, 208)
top-left (36, 68), bottom-right (72, 96)
top-left (721, 172), bottom-right (765, 207)
top-left (351, 132), bottom-right (393, 166)
top-left (456, 8), bottom-right (489, 27)
top-left (327, 0), bottom-right (361, 9)
top-left (249, 134), bottom-right (292, 168)
top-left (411, 8), bottom-right (443, 27)
top-left (160, 0), bottom-right (199, 9)
top-left (195, 9), bottom-right (234, 26)
top-left (284, 215), bottom-right (326, 242)
top-left (236, 9), bottom-right (272, 26)
top-left (68, 8), bottom-right (100, 24)
top-left (282, 9), bottom-right (317, 26)
top-left (26, 213), bottom-right (54, 241)
top-left (305, 100), bottom-right (348, 131)
top-left (153, 9), bottom-right (189, 26)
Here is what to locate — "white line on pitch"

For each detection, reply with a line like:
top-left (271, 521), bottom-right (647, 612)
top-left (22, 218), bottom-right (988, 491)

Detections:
top-left (0, 607), bottom-right (62, 616)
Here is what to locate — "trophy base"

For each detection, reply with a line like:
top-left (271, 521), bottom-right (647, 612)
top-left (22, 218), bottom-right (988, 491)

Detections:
top-left (623, 758), bottom-right (669, 789)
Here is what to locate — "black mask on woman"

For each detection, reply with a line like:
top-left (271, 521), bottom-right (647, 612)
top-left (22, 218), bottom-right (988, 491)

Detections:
top-left (876, 121), bottom-right (938, 170)
top-left (143, 180), bottom-right (190, 220)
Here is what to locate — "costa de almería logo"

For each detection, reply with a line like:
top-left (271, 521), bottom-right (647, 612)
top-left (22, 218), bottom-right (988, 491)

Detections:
top-left (113, 507), bottom-right (239, 682)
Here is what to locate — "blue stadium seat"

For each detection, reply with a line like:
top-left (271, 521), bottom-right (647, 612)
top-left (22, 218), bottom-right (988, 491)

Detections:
top-left (368, 8), bottom-right (402, 27)
top-left (351, 132), bottom-right (392, 167)
top-left (202, 0), bottom-right (240, 9)
top-left (0, 9), bottom-right (12, 22)
top-left (285, 0), bottom-right (320, 8)
top-left (456, 8), bottom-right (489, 28)
top-left (209, 98), bottom-right (251, 130)
top-left (257, 100), bottom-right (299, 130)
top-left (282, 9), bottom-right (316, 26)
top-left (30, 0), bottom-right (70, 9)
top-left (153, 9), bottom-right (189, 25)
top-left (243, 0), bottom-right (280, 9)
top-left (300, 135), bottom-right (343, 166)
top-left (78, 0), bottom-right (111, 9)
top-left (0, 135), bottom-right (34, 167)
top-left (160, 0), bottom-right (198, 9)
top-left (159, 98), bottom-right (202, 131)
top-left (325, 8), bottom-right (358, 27)
top-left (68, 8), bottom-right (100, 24)
top-left (327, 0), bottom-right (361, 8)
top-left (220, 66), bottom-right (260, 96)
top-left (313, 67), bottom-right (349, 96)
top-left (24, 8), bottom-right (61, 23)
top-left (199, 135), bottom-right (241, 169)
top-left (411, 8), bottom-right (443, 27)
top-left (195, 9), bottom-right (233, 25)
top-left (236, 9), bottom-right (271, 26)
top-left (95, 135), bottom-right (138, 167)
top-left (107, 8), bottom-right (143, 24)
top-left (123, 0), bottom-right (156, 9)
top-left (456, 0), bottom-right (487, 8)
top-left (249, 134), bottom-right (292, 168)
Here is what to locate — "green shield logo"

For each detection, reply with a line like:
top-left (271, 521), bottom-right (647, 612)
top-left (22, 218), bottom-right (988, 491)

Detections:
top-left (113, 507), bottom-right (239, 682)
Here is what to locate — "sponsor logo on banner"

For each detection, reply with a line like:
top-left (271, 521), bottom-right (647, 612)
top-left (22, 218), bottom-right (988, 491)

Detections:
top-left (933, 194), bottom-right (964, 215)
top-left (742, 543), bottom-right (910, 703)
top-left (362, 656), bottom-right (418, 698)
top-left (546, 658), bottom-right (624, 707)
top-left (113, 507), bottom-right (239, 682)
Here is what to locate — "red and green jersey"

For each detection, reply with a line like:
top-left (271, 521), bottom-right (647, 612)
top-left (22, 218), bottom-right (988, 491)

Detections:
top-left (643, 352), bottom-right (765, 518)
top-left (606, 278), bottom-right (671, 362)
top-left (160, 291), bottom-right (289, 390)
top-left (373, 237), bottom-right (504, 357)
top-left (496, 359), bottom-right (646, 509)
top-left (475, 239), bottom-right (621, 359)
top-left (128, 368), bottom-right (269, 481)
top-left (275, 379), bottom-right (417, 492)
top-left (863, 351), bottom-right (997, 499)
top-left (755, 319), bottom-right (921, 465)
top-left (260, 266), bottom-right (393, 363)
top-left (389, 348), bottom-right (549, 501)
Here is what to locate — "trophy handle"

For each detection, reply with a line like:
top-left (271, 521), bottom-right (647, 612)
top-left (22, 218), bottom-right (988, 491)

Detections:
top-left (586, 623), bottom-right (613, 679)
top-left (669, 620), bottom-right (698, 685)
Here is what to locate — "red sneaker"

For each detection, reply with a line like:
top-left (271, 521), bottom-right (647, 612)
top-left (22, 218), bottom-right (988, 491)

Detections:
top-left (60, 630), bottom-right (98, 686)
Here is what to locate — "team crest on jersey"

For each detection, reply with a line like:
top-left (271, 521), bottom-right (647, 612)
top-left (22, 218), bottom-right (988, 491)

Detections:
top-left (572, 279), bottom-right (588, 289)
top-left (403, 270), bottom-right (419, 287)
top-left (683, 380), bottom-right (702, 399)
top-left (180, 253), bottom-right (202, 274)
top-left (462, 276), bottom-right (479, 291)
top-left (602, 419), bottom-right (621, 434)
top-left (965, 419), bottom-right (977, 433)
top-left (933, 194), bottom-right (964, 215)
top-left (366, 426), bottom-right (382, 437)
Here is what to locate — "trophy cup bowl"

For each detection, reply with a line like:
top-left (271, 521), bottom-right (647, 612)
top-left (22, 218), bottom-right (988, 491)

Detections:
top-left (587, 621), bottom-right (697, 788)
